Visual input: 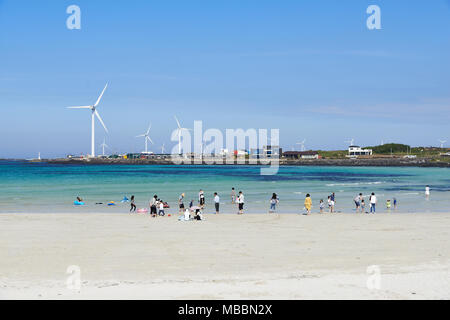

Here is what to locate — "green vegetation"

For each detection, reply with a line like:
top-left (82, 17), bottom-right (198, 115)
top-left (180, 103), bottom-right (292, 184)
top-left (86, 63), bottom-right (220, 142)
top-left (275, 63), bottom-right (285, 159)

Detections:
top-left (317, 150), bottom-right (347, 159)
top-left (409, 147), bottom-right (446, 157)
top-left (364, 143), bottom-right (410, 154)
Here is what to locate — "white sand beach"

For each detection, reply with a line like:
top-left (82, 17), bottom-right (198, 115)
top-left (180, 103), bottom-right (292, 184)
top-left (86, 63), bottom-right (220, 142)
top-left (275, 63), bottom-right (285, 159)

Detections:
top-left (1, 212), bottom-right (449, 299)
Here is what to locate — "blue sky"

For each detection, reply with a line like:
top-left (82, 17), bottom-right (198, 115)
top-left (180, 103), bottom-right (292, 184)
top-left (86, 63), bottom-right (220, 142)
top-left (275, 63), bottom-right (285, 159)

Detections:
top-left (0, 0), bottom-right (449, 158)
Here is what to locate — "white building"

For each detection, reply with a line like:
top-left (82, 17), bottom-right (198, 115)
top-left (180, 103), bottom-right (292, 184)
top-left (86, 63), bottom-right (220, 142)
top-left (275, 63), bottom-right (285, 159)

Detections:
top-left (348, 146), bottom-right (372, 157)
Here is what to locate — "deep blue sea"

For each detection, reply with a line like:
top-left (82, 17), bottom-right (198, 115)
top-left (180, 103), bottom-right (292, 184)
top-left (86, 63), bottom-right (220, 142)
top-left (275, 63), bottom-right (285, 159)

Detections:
top-left (0, 161), bottom-right (449, 214)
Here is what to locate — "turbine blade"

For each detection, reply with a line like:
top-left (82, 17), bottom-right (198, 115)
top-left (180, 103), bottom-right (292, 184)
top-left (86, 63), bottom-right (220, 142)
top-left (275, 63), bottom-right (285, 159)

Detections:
top-left (94, 83), bottom-right (108, 107)
top-left (67, 106), bottom-right (92, 109)
top-left (174, 116), bottom-right (181, 129)
top-left (147, 136), bottom-right (154, 144)
top-left (95, 110), bottom-right (108, 133)
top-left (146, 123), bottom-right (151, 135)
top-left (136, 134), bottom-right (145, 138)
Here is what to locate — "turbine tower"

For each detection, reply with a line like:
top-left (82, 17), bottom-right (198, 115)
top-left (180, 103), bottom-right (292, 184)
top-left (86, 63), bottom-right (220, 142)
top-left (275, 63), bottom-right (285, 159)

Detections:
top-left (68, 83), bottom-right (109, 157)
top-left (439, 139), bottom-right (447, 149)
top-left (99, 138), bottom-right (109, 156)
top-left (136, 123), bottom-right (153, 153)
top-left (296, 139), bottom-right (306, 151)
top-left (161, 143), bottom-right (165, 154)
top-left (174, 115), bottom-right (190, 154)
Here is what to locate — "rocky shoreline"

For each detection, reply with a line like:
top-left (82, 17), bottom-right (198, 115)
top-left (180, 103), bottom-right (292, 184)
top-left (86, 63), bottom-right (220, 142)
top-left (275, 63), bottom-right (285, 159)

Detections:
top-left (31, 157), bottom-right (450, 167)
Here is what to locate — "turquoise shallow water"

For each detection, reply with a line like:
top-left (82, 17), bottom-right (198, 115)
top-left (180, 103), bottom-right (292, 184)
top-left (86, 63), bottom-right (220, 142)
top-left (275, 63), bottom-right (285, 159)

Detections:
top-left (0, 161), bottom-right (449, 214)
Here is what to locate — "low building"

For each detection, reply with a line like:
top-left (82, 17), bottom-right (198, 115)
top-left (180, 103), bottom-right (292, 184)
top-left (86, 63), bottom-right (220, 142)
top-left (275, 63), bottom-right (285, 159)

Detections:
top-left (125, 153), bottom-right (142, 159)
top-left (263, 145), bottom-right (282, 158)
top-left (250, 146), bottom-right (282, 159)
top-left (233, 150), bottom-right (248, 157)
top-left (347, 146), bottom-right (372, 157)
top-left (283, 151), bottom-right (320, 159)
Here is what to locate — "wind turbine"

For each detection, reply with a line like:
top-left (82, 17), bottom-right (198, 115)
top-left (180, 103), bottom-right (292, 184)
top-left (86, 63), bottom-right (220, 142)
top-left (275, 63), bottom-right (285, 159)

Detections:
top-left (345, 138), bottom-right (355, 146)
top-left (161, 143), bottom-right (165, 154)
top-left (136, 123), bottom-right (153, 153)
top-left (67, 83), bottom-right (109, 157)
top-left (174, 115), bottom-right (191, 154)
top-left (99, 138), bottom-right (109, 156)
top-left (296, 139), bottom-right (306, 151)
top-left (439, 139), bottom-right (447, 148)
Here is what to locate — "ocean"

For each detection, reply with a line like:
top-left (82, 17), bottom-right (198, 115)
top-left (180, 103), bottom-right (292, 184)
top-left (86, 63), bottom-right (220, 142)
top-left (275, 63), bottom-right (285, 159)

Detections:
top-left (0, 161), bottom-right (449, 214)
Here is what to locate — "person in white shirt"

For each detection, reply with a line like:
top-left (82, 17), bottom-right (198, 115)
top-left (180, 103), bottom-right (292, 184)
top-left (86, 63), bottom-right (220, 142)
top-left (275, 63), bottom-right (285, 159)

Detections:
top-left (213, 192), bottom-right (220, 214)
top-left (158, 200), bottom-right (165, 216)
top-left (269, 193), bottom-right (279, 213)
top-left (369, 192), bottom-right (377, 214)
top-left (184, 208), bottom-right (190, 221)
top-left (199, 189), bottom-right (205, 208)
top-left (238, 191), bottom-right (245, 214)
top-left (425, 185), bottom-right (430, 199)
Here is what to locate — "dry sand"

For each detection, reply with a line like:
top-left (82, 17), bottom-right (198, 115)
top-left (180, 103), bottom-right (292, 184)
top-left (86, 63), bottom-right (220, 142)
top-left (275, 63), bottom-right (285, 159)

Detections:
top-left (0, 212), bottom-right (449, 299)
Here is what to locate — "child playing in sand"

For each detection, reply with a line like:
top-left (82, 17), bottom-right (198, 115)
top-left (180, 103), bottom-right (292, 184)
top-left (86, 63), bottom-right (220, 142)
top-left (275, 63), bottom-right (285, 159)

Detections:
top-left (319, 199), bottom-right (324, 213)
top-left (386, 199), bottom-right (391, 211)
top-left (184, 208), bottom-right (190, 221)
top-left (361, 199), bottom-right (366, 213)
